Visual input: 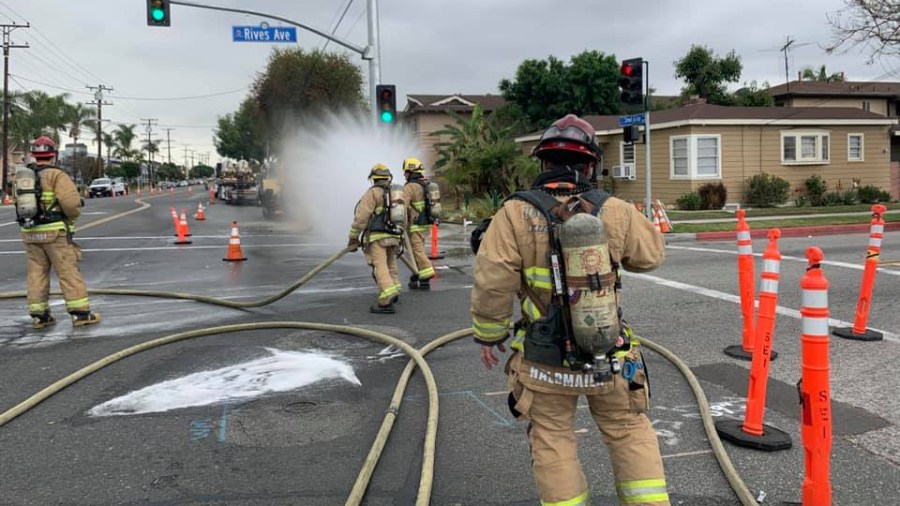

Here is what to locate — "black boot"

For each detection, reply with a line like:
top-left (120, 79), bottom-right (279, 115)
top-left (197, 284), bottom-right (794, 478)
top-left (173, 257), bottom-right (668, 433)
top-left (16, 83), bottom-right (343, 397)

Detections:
top-left (72, 311), bottom-right (102, 327)
top-left (408, 274), bottom-right (420, 289)
top-left (369, 303), bottom-right (396, 314)
top-left (416, 277), bottom-right (431, 290)
top-left (31, 312), bottom-right (57, 330)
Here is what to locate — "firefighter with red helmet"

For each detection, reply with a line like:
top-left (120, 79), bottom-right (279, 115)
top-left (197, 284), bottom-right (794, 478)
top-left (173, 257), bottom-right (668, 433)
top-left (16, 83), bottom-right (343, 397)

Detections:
top-left (470, 115), bottom-right (669, 505)
top-left (15, 136), bottom-right (100, 329)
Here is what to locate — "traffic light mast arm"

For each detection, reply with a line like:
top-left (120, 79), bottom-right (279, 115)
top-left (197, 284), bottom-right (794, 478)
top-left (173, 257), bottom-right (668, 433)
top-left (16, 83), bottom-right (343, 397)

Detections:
top-left (168, 0), bottom-right (367, 55)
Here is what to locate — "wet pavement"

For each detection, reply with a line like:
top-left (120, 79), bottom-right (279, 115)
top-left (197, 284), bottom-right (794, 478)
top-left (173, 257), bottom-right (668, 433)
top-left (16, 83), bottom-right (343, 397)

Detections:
top-left (1, 189), bottom-right (899, 505)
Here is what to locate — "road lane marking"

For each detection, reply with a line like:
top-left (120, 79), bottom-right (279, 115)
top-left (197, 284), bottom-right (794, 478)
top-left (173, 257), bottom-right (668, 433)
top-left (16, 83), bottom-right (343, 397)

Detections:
top-left (626, 272), bottom-right (900, 343)
top-left (0, 221), bottom-right (18, 228)
top-left (0, 234), bottom-right (317, 243)
top-left (667, 245), bottom-right (900, 277)
top-left (0, 243), bottom-right (331, 255)
top-left (661, 449), bottom-right (713, 460)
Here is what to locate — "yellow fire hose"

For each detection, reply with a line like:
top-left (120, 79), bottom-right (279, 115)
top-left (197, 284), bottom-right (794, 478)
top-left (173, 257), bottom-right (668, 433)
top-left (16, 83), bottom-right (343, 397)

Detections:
top-left (0, 242), bottom-right (758, 505)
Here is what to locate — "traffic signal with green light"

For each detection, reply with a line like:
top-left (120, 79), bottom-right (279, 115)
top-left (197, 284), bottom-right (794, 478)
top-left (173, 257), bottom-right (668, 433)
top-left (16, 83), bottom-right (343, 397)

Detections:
top-left (618, 58), bottom-right (644, 106)
top-left (147, 0), bottom-right (170, 27)
top-left (376, 84), bottom-right (397, 124)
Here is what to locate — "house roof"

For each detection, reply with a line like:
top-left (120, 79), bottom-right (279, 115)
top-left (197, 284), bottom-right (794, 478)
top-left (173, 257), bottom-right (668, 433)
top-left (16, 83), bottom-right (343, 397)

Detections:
top-left (516, 104), bottom-right (898, 142)
top-left (769, 80), bottom-right (900, 99)
top-left (405, 94), bottom-right (507, 113)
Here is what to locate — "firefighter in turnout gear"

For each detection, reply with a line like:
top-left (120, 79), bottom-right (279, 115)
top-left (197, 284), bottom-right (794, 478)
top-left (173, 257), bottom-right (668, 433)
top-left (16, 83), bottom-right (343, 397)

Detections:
top-left (16, 136), bottom-right (101, 329)
top-left (348, 164), bottom-right (403, 314)
top-left (401, 157), bottom-right (436, 290)
top-left (470, 115), bottom-right (669, 505)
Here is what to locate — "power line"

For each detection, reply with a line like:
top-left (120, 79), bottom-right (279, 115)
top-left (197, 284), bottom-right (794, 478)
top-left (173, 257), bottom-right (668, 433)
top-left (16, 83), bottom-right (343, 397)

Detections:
top-left (108, 87), bottom-right (249, 101)
top-left (9, 73), bottom-right (92, 95)
top-left (322, 0), bottom-right (355, 52)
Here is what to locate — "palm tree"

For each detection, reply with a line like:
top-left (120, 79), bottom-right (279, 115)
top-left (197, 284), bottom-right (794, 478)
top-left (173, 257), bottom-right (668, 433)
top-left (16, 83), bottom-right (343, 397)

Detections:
top-left (113, 124), bottom-right (138, 162)
top-left (102, 132), bottom-right (115, 164)
top-left (801, 65), bottom-right (844, 83)
top-left (7, 91), bottom-right (70, 151)
top-left (65, 103), bottom-right (97, 181)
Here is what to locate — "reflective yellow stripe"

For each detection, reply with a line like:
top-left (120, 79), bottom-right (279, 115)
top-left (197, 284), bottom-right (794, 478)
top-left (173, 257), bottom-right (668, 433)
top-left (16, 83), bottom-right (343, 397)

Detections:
top-left (524, 266), bottom-right (552, 290)
top-left (349, 228), bottom-right (360, 238)
top-left (522, 297), bottom-right (542, 320)
top-left (23, 221), bottom-right (69, 233)
top-left (617, 479), bottom-right (668, 504)
top-left (28, 302), bottom-right (49, 313)
top-left (472, 317), bottom-right (510, 340)
top-left (375, 206), bottom-right (384, 213)
top-left (65, 297), bottom-right (90, 310)
top-left (417, 266), bottom-right (435, 279)
top-left (379, 285), bottom-right (401, 299)
top-left (409, 225), bottom-right (430, 233)
top-left (411, 201), bottom-right (425, 211)
top-left (368, 232), bottom-right (400, 241)
top-left (541, 490), bottom-right (589, 506)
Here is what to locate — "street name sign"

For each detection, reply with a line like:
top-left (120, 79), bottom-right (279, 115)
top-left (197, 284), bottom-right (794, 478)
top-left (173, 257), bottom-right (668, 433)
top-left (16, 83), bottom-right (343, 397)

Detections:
top-left (232, 26), bottom-right (297, 43)
top-left (618, 113), bottom-right (646, 127)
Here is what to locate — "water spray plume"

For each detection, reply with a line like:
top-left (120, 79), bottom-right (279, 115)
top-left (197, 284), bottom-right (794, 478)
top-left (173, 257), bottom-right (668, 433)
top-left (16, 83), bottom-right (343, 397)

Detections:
top-left (280, 111), bottom-right (424, 246)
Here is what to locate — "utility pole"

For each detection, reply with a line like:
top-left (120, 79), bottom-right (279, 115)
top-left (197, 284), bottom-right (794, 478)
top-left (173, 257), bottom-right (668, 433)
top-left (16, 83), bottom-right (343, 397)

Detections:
top-left (141, 118), bottom-right (157, 184)
top-left (86, 84), bottom-right (112, 180)
top-left (164, 127), bottom-right (174, 165)
top-left (1, 22), bottom-right (28, 196)
top-left (182, 144), bottom-right (190, 171)
top-left (780, 37), bottom-right (794, 93)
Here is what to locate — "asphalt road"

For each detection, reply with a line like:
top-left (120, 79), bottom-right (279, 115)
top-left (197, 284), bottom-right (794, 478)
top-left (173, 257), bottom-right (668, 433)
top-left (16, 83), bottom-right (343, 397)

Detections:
top-left (0, 189), bottom-right (898, 505)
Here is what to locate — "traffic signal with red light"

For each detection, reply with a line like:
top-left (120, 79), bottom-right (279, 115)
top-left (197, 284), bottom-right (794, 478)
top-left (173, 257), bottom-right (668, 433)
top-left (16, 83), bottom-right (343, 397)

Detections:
top-left (618, 58), bottom-right (644, 106)
top-left (147, 0), bottom-right (170, 27)
top-left (376, 84), bottom-right (397, 123)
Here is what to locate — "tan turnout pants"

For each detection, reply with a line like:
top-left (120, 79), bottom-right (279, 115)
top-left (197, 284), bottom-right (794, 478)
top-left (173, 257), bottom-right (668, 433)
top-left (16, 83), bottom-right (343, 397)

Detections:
top-left (408, 231), bottom-right (435, 280)
top-left (364, 238), bottom-right (401, 305)
top-left (24, 232), bottom-right (90, 316)
top-left (507, 352), bottom-right (669, 506)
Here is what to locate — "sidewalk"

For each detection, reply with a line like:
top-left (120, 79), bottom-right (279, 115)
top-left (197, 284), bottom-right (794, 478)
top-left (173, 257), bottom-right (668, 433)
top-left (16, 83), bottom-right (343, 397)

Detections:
top-left (670, 208), bottom-right (900, 224)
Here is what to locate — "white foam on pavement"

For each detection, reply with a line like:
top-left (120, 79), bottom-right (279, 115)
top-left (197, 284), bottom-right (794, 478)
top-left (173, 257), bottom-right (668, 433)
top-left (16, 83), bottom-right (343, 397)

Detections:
top-left (88, 348), bottom-right (360, 416)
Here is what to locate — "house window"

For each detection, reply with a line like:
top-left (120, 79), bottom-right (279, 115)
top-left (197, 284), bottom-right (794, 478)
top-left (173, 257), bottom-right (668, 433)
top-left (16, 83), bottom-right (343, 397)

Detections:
top-left (669, 135), bottom-right (720, 179)
top-left (848, 133), bottom-right (864, 161)
top-left (862, 100), bottom-right (871, 112)
top-left (620, 142), bottom-right (635, 165)
top-left (781, 131), bottom-right (830, 164)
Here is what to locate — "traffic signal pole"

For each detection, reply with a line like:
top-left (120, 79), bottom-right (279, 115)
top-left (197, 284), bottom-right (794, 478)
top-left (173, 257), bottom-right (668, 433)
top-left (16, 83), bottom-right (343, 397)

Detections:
top-left (643, 60), bottom-right (652, 220)
top-left (167, 1), bottom-right (381, 120)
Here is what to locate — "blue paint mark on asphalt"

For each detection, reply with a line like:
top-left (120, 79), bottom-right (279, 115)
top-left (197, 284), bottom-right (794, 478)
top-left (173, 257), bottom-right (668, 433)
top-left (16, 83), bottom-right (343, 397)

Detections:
top-left (218, 402), bottom-right (230, 443)
top-left (405, 390), bottom-right (516, 428)
top-left (189, 419), bottom-right (213, 441)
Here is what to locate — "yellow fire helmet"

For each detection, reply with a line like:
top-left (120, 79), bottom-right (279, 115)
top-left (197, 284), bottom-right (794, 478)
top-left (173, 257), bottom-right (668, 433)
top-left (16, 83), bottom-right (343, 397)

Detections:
top-left (368, 163), bottom-right (393, 182)
top-left (402, 157), bottom-right (425, 174)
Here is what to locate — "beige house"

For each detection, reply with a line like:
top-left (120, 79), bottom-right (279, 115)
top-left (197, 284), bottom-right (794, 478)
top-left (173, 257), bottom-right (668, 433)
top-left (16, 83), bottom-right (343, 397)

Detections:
top-left (403, 94), bottom-right (506, 169)
top-left (516, 102), bottom-right (898, 206)
top-left (769, 80), bottom-right (900, 199)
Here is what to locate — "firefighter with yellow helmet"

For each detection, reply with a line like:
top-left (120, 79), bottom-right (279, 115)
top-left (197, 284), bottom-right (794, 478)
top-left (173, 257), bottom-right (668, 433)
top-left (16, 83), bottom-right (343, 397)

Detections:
top-left (470, 114), bottom-right (669, 505)
top-left (348, 164), bottom-right (404, 314)
top-left (15, 136), bottom-right (101, 329)
top-left (400, 157), bottom-right (437, 290)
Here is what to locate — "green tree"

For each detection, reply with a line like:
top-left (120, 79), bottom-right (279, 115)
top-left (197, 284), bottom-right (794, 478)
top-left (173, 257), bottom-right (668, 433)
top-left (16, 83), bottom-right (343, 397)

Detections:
top-left (827, 0), bottom-right (899, 62)
top-left (157, 162), bottom-right (183, 181)
top-left (214, 97), bottom-right (266, 162)
top-left (252, 48), bottom-right (366, 135)
top-left (189, 164), bottom-right (214, 178)
top-left (102, 132), bottom-right (116, 163)
top-left (500, 50), bottom-right (621, 130)
top-left (800, 64), bottom-right (844, 82)
top-left (434, 105), bottom-right (539, 204)
top-left (674, 45), bottom-right (743, 105)
top-left (113, 124), bottom-right (139, 161)
top-left (7, 91), bottom-right (71, 150)
top-left (734, 81), bottom-right (774, 106)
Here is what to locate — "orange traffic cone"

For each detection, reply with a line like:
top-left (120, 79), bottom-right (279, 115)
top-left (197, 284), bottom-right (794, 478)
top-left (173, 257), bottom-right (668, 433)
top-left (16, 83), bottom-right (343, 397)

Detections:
top-left (2, 193), bottom-right (12, 205)
top-left (195, 202), bottom-right (206, 221)
top-left (223, 221), bottom-right (247, 262)
top-left (656, 207), bottom-right (671, 233)
top-left (174, 210), bottom-right (192, 245)
top-left (188, 186), bottom-right (193, 193)
top-left (170, 187), bottom-right (176, 195)
top-left (179, 210), bottom-right (192, 237)
top-left (652, 212), bottom-right (662, 234)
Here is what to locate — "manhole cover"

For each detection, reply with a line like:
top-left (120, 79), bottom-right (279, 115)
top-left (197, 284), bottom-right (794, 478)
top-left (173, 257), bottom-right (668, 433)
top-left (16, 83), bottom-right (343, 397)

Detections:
top-left (284, 400), bottom-right (318, 414)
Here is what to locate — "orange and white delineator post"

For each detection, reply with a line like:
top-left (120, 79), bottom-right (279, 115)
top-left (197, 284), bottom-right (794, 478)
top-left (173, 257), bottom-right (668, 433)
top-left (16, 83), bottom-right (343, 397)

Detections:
top-left (833, 204), bottom-right (886, 342)
top-left (800, 246), bottom-right (832, 506)
top-left (715, 229), bottom-right (791, 451)
top-left (223, 221), bottom-right (248, 262)
top-left (427, 222), bottom-right (444, 260)
top-left (724, 209), bottom-right (772, 360)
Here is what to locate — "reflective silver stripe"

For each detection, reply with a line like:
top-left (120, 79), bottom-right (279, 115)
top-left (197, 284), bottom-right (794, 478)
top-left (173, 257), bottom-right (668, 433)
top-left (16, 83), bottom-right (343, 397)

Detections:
top-left (802, 316), bottom-right (829, 336)
top-left (868, 237), bottom-right (882, 248)
top-left (763, 259), bottom-right (780, 274)
top-left (761, 278), bottom-right (779, 293)
top-left (872, 224), bottom-right (884, 234)
top-left (737, 231), bottom-right (751, 241)
top-left (738, 245), bottom-right (752, 255)
top-left (802, 289), bottom-right (828, 308)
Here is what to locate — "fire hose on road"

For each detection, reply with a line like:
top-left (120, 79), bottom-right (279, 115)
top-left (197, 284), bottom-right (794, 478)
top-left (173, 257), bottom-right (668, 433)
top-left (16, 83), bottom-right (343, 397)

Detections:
top-left (0, 199), bottom-right (758, 505)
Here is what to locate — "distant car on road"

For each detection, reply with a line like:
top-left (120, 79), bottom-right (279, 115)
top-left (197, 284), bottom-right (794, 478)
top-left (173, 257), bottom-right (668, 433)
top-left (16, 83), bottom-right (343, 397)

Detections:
top-left (89, 178), bottom-right (114, 198)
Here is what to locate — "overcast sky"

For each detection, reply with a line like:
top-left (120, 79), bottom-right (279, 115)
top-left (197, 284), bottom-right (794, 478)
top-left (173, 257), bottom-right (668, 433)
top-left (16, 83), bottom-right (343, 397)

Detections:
top-left (3, 0), bottom-right (897, 165)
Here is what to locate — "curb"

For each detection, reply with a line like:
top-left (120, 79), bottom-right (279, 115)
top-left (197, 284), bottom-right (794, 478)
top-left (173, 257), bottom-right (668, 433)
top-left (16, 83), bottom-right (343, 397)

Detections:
top-left (693, 222), bottom-right (900, 242)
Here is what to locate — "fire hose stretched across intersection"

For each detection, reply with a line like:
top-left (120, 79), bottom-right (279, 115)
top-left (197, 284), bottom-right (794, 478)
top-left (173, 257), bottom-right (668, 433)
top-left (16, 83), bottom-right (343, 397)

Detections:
top-left (0, 200), bottom-right (758, 506)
